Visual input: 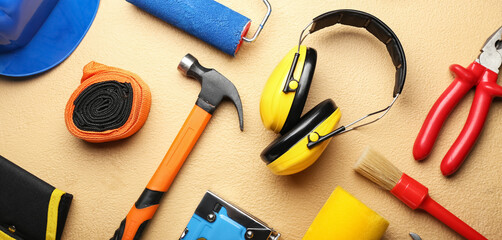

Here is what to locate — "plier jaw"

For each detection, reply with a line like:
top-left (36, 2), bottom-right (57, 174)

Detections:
top-left (477, 26), bottom-right (502, 73)
top-left (409, 232), bottom-right (422, 240)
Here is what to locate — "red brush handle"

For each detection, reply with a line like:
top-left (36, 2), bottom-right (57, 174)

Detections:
top-left (420, 197), bottom-right (486, 240)
top-left (391, 174), bottom-right (486, 240)
top-left (413, 63), bottom-right (478, 161)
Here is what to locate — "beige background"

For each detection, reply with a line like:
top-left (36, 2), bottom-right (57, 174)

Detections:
top-left (1, 0), bottom-right (501, 239)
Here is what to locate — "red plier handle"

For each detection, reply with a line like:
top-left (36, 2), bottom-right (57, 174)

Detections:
top-left (414, 62), bottom-right (502, 176)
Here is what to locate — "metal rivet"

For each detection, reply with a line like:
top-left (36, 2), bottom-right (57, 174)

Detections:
top-left (288, 80), bottom-right (299, 90)
top-left (207, 213), bottom-right (216, 222)
top-left (308, 132), bottom-right (320, 142)
top-left (8, 225), bottom-right (16, 233)
top-left (308, 132), bottom-right (320, 143)
top-left (245, 230), bottom-right (254, 239)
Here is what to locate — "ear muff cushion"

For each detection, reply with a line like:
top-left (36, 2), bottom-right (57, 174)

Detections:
top-left (261, 99), bottom-right (337, 164)
top-left (280, 47), bottom-right (317, 134)
top-left (260, 46), bottom-right (313, 133)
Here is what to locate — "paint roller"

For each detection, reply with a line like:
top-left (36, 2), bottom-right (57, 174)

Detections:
top-left (126, 0), bottom-right (271, 56)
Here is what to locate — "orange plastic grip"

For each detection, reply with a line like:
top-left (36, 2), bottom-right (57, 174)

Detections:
top-left (65, 61), bottom-right (151, 143)
top-left (122, 204), bottom-right (159, 239)
top-left (147, 105), bottom-right (212, 192)
top-left (112, 105), bottom-right (212, 240)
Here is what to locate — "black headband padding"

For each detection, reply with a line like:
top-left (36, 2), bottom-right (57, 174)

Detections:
top-left (395, 65), bottom-right (406, 95)
top-left (310, 9), bottom-right (406, 96)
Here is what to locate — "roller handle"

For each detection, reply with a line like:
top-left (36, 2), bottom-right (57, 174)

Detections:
top-left (111, 105), bottom-right (212, 240)
top-left (420, 197), bottom-right (487, 240)
top-left (413, 64), bottom-right (477, 160)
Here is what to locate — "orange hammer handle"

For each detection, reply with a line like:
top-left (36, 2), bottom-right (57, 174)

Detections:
top-left (111, 105), bottom-right (212, 240)
top-left (148, 104), bottom-right (212, 192)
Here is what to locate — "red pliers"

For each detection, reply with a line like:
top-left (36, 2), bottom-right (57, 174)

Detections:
top-left (414, 26), bottom-right (502, 176)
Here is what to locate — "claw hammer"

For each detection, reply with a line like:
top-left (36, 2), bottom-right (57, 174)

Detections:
top-left (111, 54), bottom-right (244, 240)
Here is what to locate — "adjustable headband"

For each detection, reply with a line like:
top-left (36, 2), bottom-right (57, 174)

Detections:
top-left (310, 9), bottom-right (406, 96)
top-left (282, 9), bottom-right (407, 148)
top-left (284, 9), bottom-right (406, 96)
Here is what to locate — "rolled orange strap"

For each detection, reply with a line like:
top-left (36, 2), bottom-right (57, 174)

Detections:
top-left (65, 61), bottom-right (151, 143)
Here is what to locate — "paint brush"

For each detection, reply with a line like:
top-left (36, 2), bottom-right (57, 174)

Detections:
top-left (354, 147), bottom-right (487, 240)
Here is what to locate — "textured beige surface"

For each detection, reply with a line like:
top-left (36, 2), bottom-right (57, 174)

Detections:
top-left (1, 0), bottom-right (501, 239)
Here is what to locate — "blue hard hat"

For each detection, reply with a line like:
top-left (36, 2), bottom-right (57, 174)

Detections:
top-left (0, 0), bottom-right (99, 77)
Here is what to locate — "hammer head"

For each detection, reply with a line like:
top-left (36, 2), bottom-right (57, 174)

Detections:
top-left (178, 54), bottom-right (244, 131)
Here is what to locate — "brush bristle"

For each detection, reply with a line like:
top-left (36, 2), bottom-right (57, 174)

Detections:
top-left (354, 147), bottom-right (402, 191)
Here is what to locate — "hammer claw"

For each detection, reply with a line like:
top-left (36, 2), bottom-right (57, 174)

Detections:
top-left (229, 91), bottom-right (244, 131)
top-left (178, 54), bottom-right (244, 131)
top-left (113, 54), bottom-right (244, 240)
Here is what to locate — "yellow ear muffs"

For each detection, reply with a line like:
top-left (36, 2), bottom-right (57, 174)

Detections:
top-left (260, 46), bottom-right (317, 134)
top-left (261, 99), bottom-right (341, 175)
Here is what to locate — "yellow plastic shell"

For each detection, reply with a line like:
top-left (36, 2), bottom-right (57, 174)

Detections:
top-left (260, 46), bottom-right (307, 133)
top-left (303, 186), bottom-right (389, 240)
top-left (267, 108), bottom-right (341, 175)
top-left (0, 230), bottom-right (15, 240)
